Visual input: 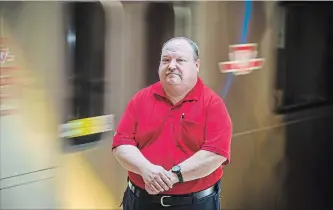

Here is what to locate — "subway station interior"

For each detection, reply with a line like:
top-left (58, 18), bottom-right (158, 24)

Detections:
top-left (0, 1), bottom-right (332, 210)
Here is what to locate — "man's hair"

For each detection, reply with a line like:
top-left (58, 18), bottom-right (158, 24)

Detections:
top-left (162, 37), bottom-right (200, 60)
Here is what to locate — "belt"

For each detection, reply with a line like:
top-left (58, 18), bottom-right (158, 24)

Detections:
top-left (128, 180), bottom-right (219, 207)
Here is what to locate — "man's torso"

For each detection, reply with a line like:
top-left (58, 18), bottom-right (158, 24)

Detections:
top-left (128, 79), bottom-right (223, 194)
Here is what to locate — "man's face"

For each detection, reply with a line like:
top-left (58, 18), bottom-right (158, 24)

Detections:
top-left (158, 39), bottom-right (200, 87)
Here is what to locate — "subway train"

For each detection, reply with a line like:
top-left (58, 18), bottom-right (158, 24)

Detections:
top-left (0, 1), bottom-right (332, 210)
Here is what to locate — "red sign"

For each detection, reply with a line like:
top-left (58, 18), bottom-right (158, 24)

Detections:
top-left (0, 48), bottom-right (15, 64)
top-left (218, 43), bottom-right (264, 76)
top-left (0, 41), bottom-right (19, 116)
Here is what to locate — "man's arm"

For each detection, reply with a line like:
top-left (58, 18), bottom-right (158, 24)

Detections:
top-left (168, 150), bottom-right (227, 183)
top-left (114, 145), bottom-right (173, 192)
top-left (169, 97), bottom-right (232, 183)
top-left (113, 145), bottom-right (153, 175)
top-left (112, 94), bottom-right (153, 174)
top-left (112, 94), bottom-right (173, 192)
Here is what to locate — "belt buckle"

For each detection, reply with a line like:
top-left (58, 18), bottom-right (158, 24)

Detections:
top-left (161, 195), bottom-right (171, 207)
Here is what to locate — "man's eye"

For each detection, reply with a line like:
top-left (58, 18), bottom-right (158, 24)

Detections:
top-left (177, 59), bottom-right (185, 62)
top-left (162, 58), bottom-right (170, 62)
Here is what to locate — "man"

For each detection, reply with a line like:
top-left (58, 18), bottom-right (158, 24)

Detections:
top-left (112, 37), bottom-right (232, 210)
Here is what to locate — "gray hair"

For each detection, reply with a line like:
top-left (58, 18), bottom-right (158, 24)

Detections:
top-left (162, 37), bottom-right (200, 60)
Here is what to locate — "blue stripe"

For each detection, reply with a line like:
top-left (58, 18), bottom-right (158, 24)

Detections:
top-left (221, 0), bottom-right (253, 99)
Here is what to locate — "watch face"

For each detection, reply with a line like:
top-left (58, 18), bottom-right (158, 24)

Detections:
top-left (172, 165), bottom-right (181, 172)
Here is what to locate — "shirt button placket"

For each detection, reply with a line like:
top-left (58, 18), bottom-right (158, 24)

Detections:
top-left (167, 107), bottom-right (176, 165)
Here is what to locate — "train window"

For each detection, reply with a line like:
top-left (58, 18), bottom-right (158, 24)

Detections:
top-left (145, 3), bottom-right (175, 85)
top-left (275, 2), bottom-right (333, 113)
top-left (62, 2), bottom-right (107, 147)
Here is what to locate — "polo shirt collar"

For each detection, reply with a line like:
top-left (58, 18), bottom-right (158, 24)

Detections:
top-left (153, 77), bottom-right (203, 101)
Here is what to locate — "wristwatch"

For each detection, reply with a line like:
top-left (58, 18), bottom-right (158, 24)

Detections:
top-left (171, 165), bottom-right (183, 183)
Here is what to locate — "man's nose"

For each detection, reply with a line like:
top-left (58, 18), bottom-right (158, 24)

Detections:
top-left (168, 59), bottom-right (177, 70)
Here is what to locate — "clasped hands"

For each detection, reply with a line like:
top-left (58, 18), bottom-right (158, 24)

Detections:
top-left (141, 164), bottom-right (179, 195)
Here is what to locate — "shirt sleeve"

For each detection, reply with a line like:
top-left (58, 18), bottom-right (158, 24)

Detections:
top-left (201, 97), bottom-right (232, 165)
top-left (111, 95), bottom-right (139, 150)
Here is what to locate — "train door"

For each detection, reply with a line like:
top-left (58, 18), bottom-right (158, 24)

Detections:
top-left (58, 2), bottom-right (128, 209)
top-left (275, 2), bottom-right (333, 210)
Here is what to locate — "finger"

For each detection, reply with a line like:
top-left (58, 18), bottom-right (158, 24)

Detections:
top-left (155, 176), bottom-right (169, 191)
top-left (145, 184), bottom-right (156, 195)
top-left (161, 172), bottom-right (173, 188)
top-left (145, 181), bottom-right (160, 193)
top-left (152, 180), bottom-right (165, 192)
top-left (146, 186), bottom-right (155, 195)
top-left (148, 183), bottom-right (159, 195)
top-left (145, 183), bottom-right (153, 194)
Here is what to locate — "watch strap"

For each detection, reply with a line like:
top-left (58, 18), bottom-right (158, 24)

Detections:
top-left (172, 166), bottom-right (183, 183)
top-left (176, 171), bottom-right (183, 183)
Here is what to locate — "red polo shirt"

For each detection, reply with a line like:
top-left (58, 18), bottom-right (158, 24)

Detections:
top-left (112, 78), bottom-right (232, 194)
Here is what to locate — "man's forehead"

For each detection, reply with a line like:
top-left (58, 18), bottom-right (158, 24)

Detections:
top-left (161, 39), bottom-right (193, 55)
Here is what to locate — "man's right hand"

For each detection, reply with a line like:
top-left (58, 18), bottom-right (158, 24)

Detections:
top-left (140, 164), bottom-right (173, 194)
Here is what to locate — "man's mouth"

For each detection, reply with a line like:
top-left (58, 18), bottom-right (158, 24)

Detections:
top-left (166, 73), bottom-right (179, 76)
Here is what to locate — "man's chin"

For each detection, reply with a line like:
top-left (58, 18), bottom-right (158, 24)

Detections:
top-left (166, 80), bottom-right (181, 86)
top-left (165, 78), bottom-right (181, 85)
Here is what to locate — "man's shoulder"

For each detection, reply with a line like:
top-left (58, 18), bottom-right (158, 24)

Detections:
top-left (201, 83), bottom-right (225, 106)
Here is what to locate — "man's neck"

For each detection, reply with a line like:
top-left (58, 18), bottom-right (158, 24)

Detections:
top-left (164, 85), bottom-right (192, 105)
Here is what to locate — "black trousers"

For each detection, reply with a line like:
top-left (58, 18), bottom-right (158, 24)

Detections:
top-left (121, 181), bottom-right (221, 210)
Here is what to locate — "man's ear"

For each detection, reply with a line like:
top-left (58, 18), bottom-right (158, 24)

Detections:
top-left (195, 59), bottom-right (200, 72)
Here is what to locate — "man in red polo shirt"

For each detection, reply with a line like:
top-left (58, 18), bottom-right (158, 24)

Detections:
top-left (112, 37), bottom-right (232, 210)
